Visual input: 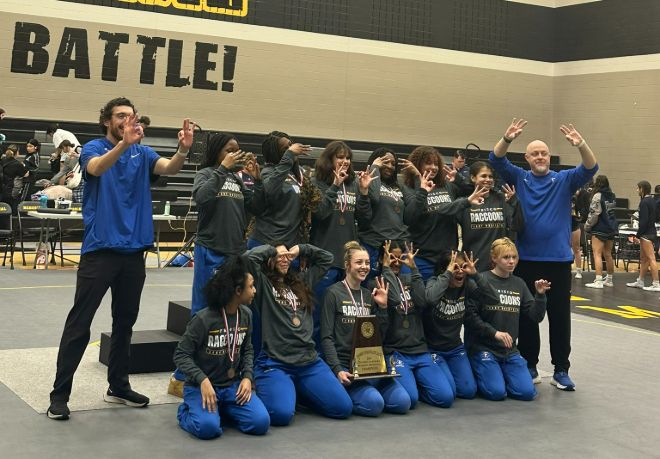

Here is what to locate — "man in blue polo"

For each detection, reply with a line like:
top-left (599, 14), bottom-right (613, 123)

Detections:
top-left (489, 119), bottom-right (598, 392)
top-left (47, 97), bottom-right (194, 420)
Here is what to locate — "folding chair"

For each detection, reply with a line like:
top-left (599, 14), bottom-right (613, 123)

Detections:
top-left (0, 202), bottom-right (16, 269)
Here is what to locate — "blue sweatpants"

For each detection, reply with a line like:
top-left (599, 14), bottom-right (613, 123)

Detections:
top-left (415, 256), bottom-right (435, 282)
top-left (177, 382), bottom-right (270, 439)
top-left (254, 354), bottom-right (353, 426)
top-left (345, 376), bottom-right (411, 417)
top-left (430, 344), bottom-right (477, 399)
top-left (386, 351), bottom-right (455, 409)
top-left (470, 351), bottom-right (537, 401)
top-left (174, 245), bottom-right (226, 381)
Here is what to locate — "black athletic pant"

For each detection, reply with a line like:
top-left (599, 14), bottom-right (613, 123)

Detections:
top-left (515, 260), bottom-right (572, 373)
top-left (50, 250), bottom-right (146, 402)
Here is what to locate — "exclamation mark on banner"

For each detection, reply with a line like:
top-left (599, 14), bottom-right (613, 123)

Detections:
top-left (222, 45), bottom-right (237, 92)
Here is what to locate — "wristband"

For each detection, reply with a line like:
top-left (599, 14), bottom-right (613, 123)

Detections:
top-left (502, 136), bottom-right (513, 144)
top-left (176, 149), bottom-right (189, 158)
top-left (576, 140), bottom-right (586, 148)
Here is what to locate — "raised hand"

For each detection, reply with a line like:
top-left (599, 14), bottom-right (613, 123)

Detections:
top-left (495, 331), bottom-right (513, 349)
top-left (502, 183), bottom-right (516, 202)
top-left (122, 113), bottom-right (143, 145)
top-left (177, 118), bottom-right (195, 151)
top-left (503, 118), bottom-right (527, 141)
top-left (357, 166), bottom-right (376, 194)
top-left (535, 279), bottom-right (552, 295)
top-left (289, 143), bottom-right (312, 156)
top-left (559, 124), bottom-right (584, 147)
top-left (235, 378), bottom-right (252, 405)
top-left (468, 185), bottom-right (489, 205)
top-left (221, 150), bottom-right (246, 171)
top-left (446, 251), bottom-right (458, 274)
top-left (288, 245), bottom-right (301, 260)
top-left (443, 165), bottom-right (457, 183)
top-left (382, 240), bottom-right (392, 268)
top-left (244, 152), bottom-right (260, 179)
top-left (337, 370), bottom-right (353, 386)
top-left (398, 158), bottom-right (420, 177)
top-left (333, 163), bottom-right (349, 186)
top-left (372, 276), bottom-right (390, 308)
top-left (421, 170), bottom-right (436, 193)
top-left (401, 242), bottom-right (419, 268)
top-left (462, 251), bottom-right (479, 276)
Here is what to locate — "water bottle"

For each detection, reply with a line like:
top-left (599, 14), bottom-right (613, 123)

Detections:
top-left (164, 201), bottom-right (171, 216)
top-left (39, 194), bottom-right (48, 208)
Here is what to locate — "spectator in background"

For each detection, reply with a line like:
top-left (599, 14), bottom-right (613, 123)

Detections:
top-left (0, 107), bottom-right (6, 143)
top-left (584, 175), bottom-right (617, 289)
top-left (47, 123), bottom-right (80, 150)
top-left (138, 115), bottom-right (151, 132)
top-left (50, 140), bottom-right (79, 185)
top-left (1, 144), bottom-right (27, 211)
top-left (451, 150), bottom-right (470, 183)
top-left (626, 180), bottom-right (660, 291)
top-left (24, 139), bottom-right (41, 180)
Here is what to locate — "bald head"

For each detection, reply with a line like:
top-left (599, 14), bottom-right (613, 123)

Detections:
top-left (525, 140), bottom-right (551, 176)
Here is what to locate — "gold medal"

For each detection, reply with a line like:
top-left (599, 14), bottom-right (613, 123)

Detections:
top-left (227, 367), bottom-right (236, 379)
top-left (402, 318), bottom-right (410, 329)
top-left (394, 206), bottom-right (401, 213)
top-left (292, 315), bottom-right (301, 327)
top-left (339, 213), bottom-right (346, 225)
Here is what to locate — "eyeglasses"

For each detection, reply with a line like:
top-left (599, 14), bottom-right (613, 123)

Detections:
top-left (112, 113), bottom-right (133, 120)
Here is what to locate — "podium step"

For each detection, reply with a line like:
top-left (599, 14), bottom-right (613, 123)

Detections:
top-left (99, 329), bottom-right (181, 374)
top-left (167, 300), bottom-right (192, 336)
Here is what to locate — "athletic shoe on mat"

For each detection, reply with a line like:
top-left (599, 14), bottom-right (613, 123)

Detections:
top-left (47, 400), bottom-right (70, 420)
top-left (104, 388), bottom-right (150, 407)
top-left (551, 371), bottom-right (576, 391)
top-left (529, 367), bottom-right (542, 385)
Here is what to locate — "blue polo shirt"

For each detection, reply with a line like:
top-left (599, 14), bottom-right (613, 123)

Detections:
top-left (489, 152), bottom-right (597, 262)
top-left (80, 138), bottom-right (161, 254)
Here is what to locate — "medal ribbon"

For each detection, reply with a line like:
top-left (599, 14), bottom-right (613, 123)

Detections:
top-left (396, 277), bottom-right (410, 316)
top-left (342, 280), bottom-right (365, 316)
top-left (222, 308), bottom-right (240, 366)
top-left (338, 183), bottom-right (348, 214)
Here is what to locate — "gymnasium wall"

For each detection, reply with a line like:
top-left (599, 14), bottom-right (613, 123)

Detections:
top-left (1, 0), bottom-right (659, 204)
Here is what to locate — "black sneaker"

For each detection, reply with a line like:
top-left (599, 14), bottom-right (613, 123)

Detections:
top-left (47, 400), bottom-right (70, 420)
top-left (103, 388), bottom-right (150, 407)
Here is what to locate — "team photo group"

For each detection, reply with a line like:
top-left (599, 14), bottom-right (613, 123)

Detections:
top-left (46, 97), bottom-right (600, 440)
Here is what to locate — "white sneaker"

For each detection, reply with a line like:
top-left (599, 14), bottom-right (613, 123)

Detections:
top-left (642, 283), bottom-right (660, 292)
top-left (574, 270), bottom-right (582, 279)
top-left (603, 276), bottom-right (614, 287)
top-left (626, 279), bottom-right (644, 288)
top-left (585, 280), bottom-right (604, 289)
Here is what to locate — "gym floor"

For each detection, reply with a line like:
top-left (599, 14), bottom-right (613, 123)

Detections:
top-left (0, 268), bottom-right (658, 458)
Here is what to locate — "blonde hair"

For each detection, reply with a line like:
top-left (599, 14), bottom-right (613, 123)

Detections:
top-left (490, 237), bottom-right (518, 260)
top-left (343, 241), bottom-right (368, 269)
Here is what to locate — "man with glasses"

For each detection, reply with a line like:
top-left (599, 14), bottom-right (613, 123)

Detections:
top-left (47, 97), bottom-right (194, 420)
top-left (488, 119), bottom-right (598, 393)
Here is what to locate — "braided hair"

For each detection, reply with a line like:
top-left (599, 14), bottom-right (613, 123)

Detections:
top-left (201, 133), bottom-right (238, 169)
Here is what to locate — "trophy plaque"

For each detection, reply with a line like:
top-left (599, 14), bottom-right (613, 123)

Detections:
top-left (351, 315), bottom-right (398, 380)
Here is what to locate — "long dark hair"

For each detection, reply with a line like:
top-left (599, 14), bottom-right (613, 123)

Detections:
top-left (262, 131), bottom-right (291, 166)
top-left (204, 256), bottom-right (251, 312)
top-left (367, 147), bottom-right (398, 187)
top-left (638, 180), bottom-right (651, 196)
top-left (201, 133), bottom-right (237, 169)
top-left (314, 141), bottom-right (355, 186)
top-left (262, 244), bottom-right (315, 311)
top-left (404, 146), bottom-right (444, 188)
top-left (593, 175), bottom-right (610, 193)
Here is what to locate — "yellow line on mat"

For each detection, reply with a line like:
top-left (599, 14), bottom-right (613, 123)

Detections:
top-left (0, 284), bottom-right (190, 291)
top-left (573, 318), bottom-right (660, 337)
